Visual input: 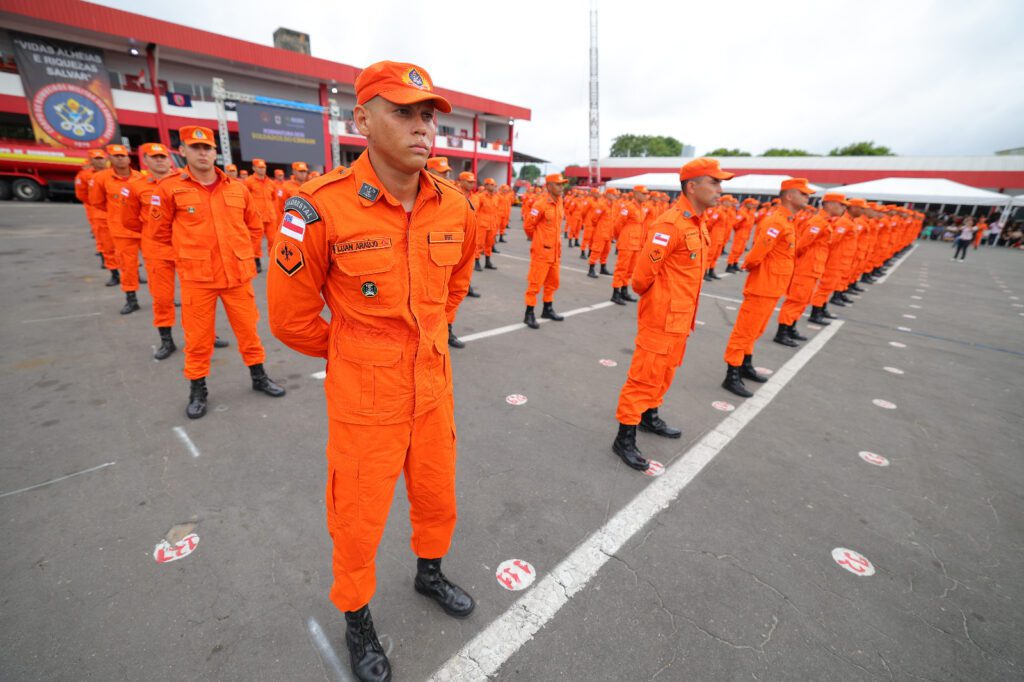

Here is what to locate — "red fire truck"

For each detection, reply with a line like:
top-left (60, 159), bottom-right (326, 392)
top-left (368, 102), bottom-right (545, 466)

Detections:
top-left (0, 141), bottom-right (90, 201)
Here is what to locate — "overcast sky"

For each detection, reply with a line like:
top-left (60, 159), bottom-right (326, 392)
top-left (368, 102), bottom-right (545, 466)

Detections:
top-left (94, 0), bottom-right (1024, 170)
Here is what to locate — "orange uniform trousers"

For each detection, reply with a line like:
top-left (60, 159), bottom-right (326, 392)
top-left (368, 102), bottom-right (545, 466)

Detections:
top-left (479, 225), bottom-right (497, 257)
top-left (724, 293), bottom-right (779, 366)
top-left (326, 397), bottom-right (457, 612)
top-left (180, 282), bottom-right (265, 380)
top-left (524, 258), bottom-right (560, 306)
top-left (810, 281), bottom-right (832, 307)
top-left (94, 217), bottom-right (118, 269)
top-left (144, 256), bottom-right (177, 328)
top-left (778, 274), bottom-right (818, 325)
top-left (611, 249), bottom-right (639, 288)
top-left (588, 233), bottom-right (612, 265)
top-left (727, 226), bottom-right (752, 265)
top-left (112, 236), bottom-right (142, 292)
top-left (616, 330), bottom-right (689, 424)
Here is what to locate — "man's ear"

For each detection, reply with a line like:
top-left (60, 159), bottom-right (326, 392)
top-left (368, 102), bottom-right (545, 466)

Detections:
top-left (354, 102), bottom-right (371, 137)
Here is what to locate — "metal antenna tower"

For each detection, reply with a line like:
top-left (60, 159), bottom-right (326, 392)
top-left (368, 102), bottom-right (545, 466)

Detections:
top-left (588, 0), bottom-right (600, 186)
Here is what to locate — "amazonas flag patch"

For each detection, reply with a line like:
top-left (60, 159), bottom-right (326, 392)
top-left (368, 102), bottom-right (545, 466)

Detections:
top-left (766, 227), bottom-right (780, 238)
top-left (652, 232), bottom-right (670, 246)
top-left (280, 212), bottom-right (306, 242)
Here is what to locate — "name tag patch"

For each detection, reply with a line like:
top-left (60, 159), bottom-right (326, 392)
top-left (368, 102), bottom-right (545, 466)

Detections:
top-left (332, 237), bottom-right (393, 254)
top-left (428, 232), bottom-right (464, 244)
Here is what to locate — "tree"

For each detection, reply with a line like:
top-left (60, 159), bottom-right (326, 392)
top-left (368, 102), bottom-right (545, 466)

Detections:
top-left (519, 164), bottom-right (541, 181)
top-left (828, 141), bottom-right (894, 156)
top-left (706, 148), bottom-right (751, 157)
top-left (762, 148), bottom-right (814, 157)
top-left (610, 134), bottom-right (684, 157)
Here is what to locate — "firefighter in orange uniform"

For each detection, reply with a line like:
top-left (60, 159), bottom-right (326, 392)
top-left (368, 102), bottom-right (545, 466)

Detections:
top-left (89, 144), bottom-right (143, 307)
top-left (453, 171), bottom-right (482, 301)
top-left (613, 159), bottom-right (732, 471)
top-left (498, 183), bottom-right (513, 243)
top-left (587, 188), bottom-right (617, 277)
top-left (726, 198), bottom-right (758, 272)
top-left (579, 187), bottom-right (600, 259)
top-left (610, 185), bottom-right (648, 304)
top-left (267, 61), bottom-right (477, 682)
top-left (522, 173), bottom-right (569, 328)
top-left (476, 177), bottom-right (501, 269)
top-left (428, 157), bottom-right (477, 345)
top-left (775, 192), bottom-right (847, 342)
top-left (810, 197), bottom-right (861, 321)
top-left (150, 126), bottom-right (285, 418)
top-left (75, 150), bottom-right (108, 264)
top-left (722, 178), bottom-right (813, 397)
top-left (274, 161), bottom-right (310, 225)
top-left (244, 158), bottom-right (277, 266)
top-left (224, 163), bottom-right (238, 179)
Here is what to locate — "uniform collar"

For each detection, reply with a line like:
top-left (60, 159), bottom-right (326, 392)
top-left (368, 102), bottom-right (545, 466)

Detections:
top-left (350, 150), bottom-right (442, 209)
top-left (675, 194), bottom-right (701, 221)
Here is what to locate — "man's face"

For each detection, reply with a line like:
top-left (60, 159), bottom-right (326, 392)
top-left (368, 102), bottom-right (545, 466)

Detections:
top-left (90, 157), bottom-right (107, 171)
top-left (180, 143), bottom-right (216, 172)
top-left (547, 181), bottom-right (565, 197)
top-left (294, 170), bottom-right (309, 183)
top-left (255, 166), bottom-right (266, 179)
top-left (356, 97), bottom-right (437, 175)
top-left (485, 183), bottom-right (496, 194)
top-left (633, 190), bottom-right (648, 203)
top-left (690, 176), bottom-right (723, 209)
top-left (785, 189), bottom-right (809, 210)
top-left (109, 154), bottom-right (131, 173)
top-left (144, 153), bottom-right (172, 176)
top-left (823, 201), bottom-right (846, 217)
top-left (459, 179), bottom-right (475, 193)
top-left (226, 168), bottom-right (238, 178)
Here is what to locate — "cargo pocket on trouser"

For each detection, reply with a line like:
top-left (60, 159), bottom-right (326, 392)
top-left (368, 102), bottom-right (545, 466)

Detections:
top-left (335, 343), bottom-right (403, 410)
top-left (177, 247), bottom-right (214, 283)
top-left (664, 299), bottom-right (694, 334)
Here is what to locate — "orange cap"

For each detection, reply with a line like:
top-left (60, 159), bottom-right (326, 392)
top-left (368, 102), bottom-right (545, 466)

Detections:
top-left (546, 173), bottom-right (569, 184)
top-left (252, 158), bottom-right (267, 168)
top-left (426, 157), bottom-right (451, 173)
top-left (721, 194), bottom-right (736, 202)
top-left (292, 161), bottom-right (308, 172)
top-left (606, 187), bottom-right (619, 195)
top-left (822, 192), bottom-right (848, 205)
top-left (633, 185), bottom-right (648, 193)
top-left (140, 143), bottom-right (169, 157)
top-left (105, 144), bottom-right (129, 156)
top-left (225, 163), bottom-right (237, 172)
top-left (458, 171), bottom-right (476, 182)
top-left (742, 197), bottom-right (758, 205)
top-left (483, 177), bottom-right (497, 186)
top-left (87, 149), bottom-right (107, 159)
top-left (355, 61), bottom-right (452, 113)
top-left (847, 198), bottom-right (868, 208)
top-left (179, 126), bottom-right (216, 147)
top-left (309, 170), bottom-right (321, 178)
top-left (679, 157), bottom-right (734, 182)
top-left (780, 177), bottom-right (813, 195)
top-left (274, 169), bottom-right (285, 178)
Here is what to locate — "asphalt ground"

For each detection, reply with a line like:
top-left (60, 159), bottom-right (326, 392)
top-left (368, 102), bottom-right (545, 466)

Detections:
top-left (1, 203), bottom-right (1021, 681)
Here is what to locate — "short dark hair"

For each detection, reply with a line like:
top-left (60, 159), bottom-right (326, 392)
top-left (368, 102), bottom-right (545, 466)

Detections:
top-left (680, 178), bottom-right (697, 195)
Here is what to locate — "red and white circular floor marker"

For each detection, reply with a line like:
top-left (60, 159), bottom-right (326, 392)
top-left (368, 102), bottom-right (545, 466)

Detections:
top-left (872, 398), bottom-right (897, 410)
top-left (643, 460), bottom-right (665, 477)
top-left (858, 450), bottom-right (891, 467)
top-left (832, 547), bottom-right (876, 576)
top-left (755, 367), bottom-right (774, 375)
top-left (495, 559), bottom-right (536, 591)
top-left (599, 359), bottom-right (618, 367)
top-left (897, 326), bottom-right (912, 332)
top-left (883, 366), bottom-right (904, 375)
top-left (888, 341), bottom-right (907, 348)
top-left (154, 534), bottom-right (199, 564)
top-left (712, 400), bottom-right (736, 412)
top-left (505, 394), bottom-right (528, 406)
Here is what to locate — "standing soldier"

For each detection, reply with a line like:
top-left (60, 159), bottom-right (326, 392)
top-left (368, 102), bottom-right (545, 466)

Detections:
top-left (453, 170), bottom-right (482, 300)
top-left (476, 178), bottom-right (501, 269)
top-left (274, 162), bottom-right (310, 225)
top-left (428, 157), bottom-right (476, 345)
top-left (612, 159), bottom-right (732, 471)
top-left (224, 163), bottom-right (239, 179)
top-left (522, 173), bottom-right (569, 329)
top-left (725, 198), bottom-right (758, 272)
top-left (244, 158), bottom-right (277, 267)
top-left (610, 185), bottom-right (648, 304)
top-left (810, 197), bottom-right (860, 322)
top-left (587, 188), bottom-right (617, 278)
top-left (721, 178), bottom-right (813, 397)
top-left (150, 126), bottom-right (285, 418)
top-left (88, 144), bottom-right (143, 308)
top-left (75, 150), bottom-right (108, 265)
top-left (497, 183), bottom-right (514, 244)
top-left (267, 61), bottom-right (477, 682)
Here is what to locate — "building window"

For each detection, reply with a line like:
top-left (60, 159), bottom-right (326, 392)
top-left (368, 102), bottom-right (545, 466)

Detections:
top-left (439, 125), bottom-right (456, 137)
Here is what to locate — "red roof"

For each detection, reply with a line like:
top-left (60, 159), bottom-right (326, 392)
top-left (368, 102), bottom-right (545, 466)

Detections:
top-left (1, 0), bottom-right (531, 120)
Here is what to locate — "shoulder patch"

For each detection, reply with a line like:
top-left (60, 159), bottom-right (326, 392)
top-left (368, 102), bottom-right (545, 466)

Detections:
top-left (652, 232), bottom-right (671, 246)
top-left (283, 196), bottom-right (320, 224)
top-left (649, 246), bottom-right (664, 263)
top-left (274, 240), bottom-right (304, 277)
top-left (766, 227), bottom-right (780, 238)
top-left (358, 183), bottom-right (380, 202)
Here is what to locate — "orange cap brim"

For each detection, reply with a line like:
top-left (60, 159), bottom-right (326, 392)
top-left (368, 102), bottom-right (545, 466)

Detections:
top-left (374, 88), bottom-right (452, 113)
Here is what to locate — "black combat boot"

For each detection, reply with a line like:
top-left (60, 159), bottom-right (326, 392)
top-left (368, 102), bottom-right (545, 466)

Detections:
top-left (703, 268), bottom-right (714, 282)
top-left (524, 306), bottom-right (540, 329)
top-left (599, 263), bottom-right (612, 276)
top-left (612, 423), bottom-right (650, 471)
top-left (344, 605), bottom-right (391, 682)
top-left (861, 273), bottom-right (875, 284)
top-left (541, 301), bottom-right (564, 321)
top-left (485, 256), bottom-right (497, 270)
top-left (447, 324), bottom-right (465, 349)
top-left (611, 287), bottom-right (626, 305)
top-left (840, 291), bottom-right (854, 304)
top-left (821, 304), bottom-right (838, 319)
top-left (639, 408), bottom-right (682, 438)
top-left (722, 364), bottom-right (753, 397)
top-left (474, 258), bottom-right (482, 272)
top-left (491, 242), bottom-right (500, 254)
top-left (579, 249), bottom-right (587, 259)
top-left (214, 336), bottom-right (229, 348)
top-left (707, 267), bottom-right (720, 280)
top-left (808, 306), bottom-right (831, 326)
top-left (740, 355), bottom-right (767, 383)
top-left (789, 322), bottom-right (808, 341)
top-left (154, 327), bottom-right (176, 360)
top-left (620, 286), bottom-right (637, 302)
top-left (773, 323), bottom-right (799, 347)
top-left (587, 264), bottom-right (598, 278)
top-left (414, 558), bottom-right (475, 618)
top-left (466, 285), bottom-right (480, 298)
top-left (254, 257), bottom-right (262, 274)
top-left (105, 268), bottom-right (120, 287)
top-left (829, 292), bottom-right (847, 307)
top-left (186, 378), bottom-right (208, 419)
top-left (249, 363), bottom-right (286, 397)
top-left (120, 291), bottom-right (140, 315)
top-left (848, 282), bottom-right (864, 294)
top-left (499, 233), bottom-right (507, 243)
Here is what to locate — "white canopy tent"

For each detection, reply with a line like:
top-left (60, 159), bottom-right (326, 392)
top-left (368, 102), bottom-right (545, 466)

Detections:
top-left (823, 177), bottom-right (1009, 206)
top-left (605, 172), bottom-right (821, 195)
top-left (605, 173), bottom-right (679, 192)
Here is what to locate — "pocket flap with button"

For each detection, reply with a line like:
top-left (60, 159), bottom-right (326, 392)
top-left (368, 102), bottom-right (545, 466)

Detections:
top-left (337, 343), bottom-right (402, 367)
top-left (334, 248), bottom-right (395, 276)
top-left (222, 192), bottom-right (246, 208)
top-left (684, 233), bottom-right (701, 251)
top-left (636, 335), bottom-right (670, 355)
top-left (670, 299), bottom-right (692, 313)
top-left (179, 247), bottom-right (210, 260)
top-left (233, 244), bottom-right (254, 260)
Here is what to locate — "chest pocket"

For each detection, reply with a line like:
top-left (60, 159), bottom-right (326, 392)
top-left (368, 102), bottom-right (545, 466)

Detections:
top-left (426, 232), bottom-right (464, 303)
top-left (682, 232), bottom-right (702, 268)
top-left (222, 190), bottom-right (246, 221)
top-left (332, 239), bottom-right (399, 311)
top-left (172, 190), bottom-right (206, 243)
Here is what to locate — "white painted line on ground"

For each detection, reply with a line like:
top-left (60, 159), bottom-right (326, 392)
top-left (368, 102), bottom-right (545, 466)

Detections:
top-left (873, 244), bottom-right (916, 285)
top-left (306, 617), bottom-right (352, 682)
top-left (172, 426), bottom-right (201, 458)
top-left (429, 321), bottom-right (846, 682)
top-left (0, 461), bottom-right (115, 499)
top-left (460, 301), bottom-right (616, 343)
top-left (21, 311), bottom-right (102, 324)
top-left (495, 252), bottom-right (590, 275)
top-left (311, 370), bottom-right (327, 380)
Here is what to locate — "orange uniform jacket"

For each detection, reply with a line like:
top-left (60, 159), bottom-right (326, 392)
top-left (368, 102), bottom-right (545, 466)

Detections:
top-left (122, 171), bottom-right (179, 261)
top-left (266, 153), bottom-right (478, 425)
top-left (522, 192), bottom-right (563, 262)
top-left (149, 169), bottom-right (264, 288)
top-left (88, 167), bottom-right (144, 237)
top-left (793, 209), bottom-right (832, 279)
top-left (75, 167), bottom-right (95, 208)
top-left (613, 199), bottom-right (646, 251)
top-left (741, 207), bottom-right (797, 298)
top-left (476, 191), bottom-right (501, 233)
top-left (821, 214), bottom-right (858, 289)
top-left (245, 174), bottom-right (278, 226)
